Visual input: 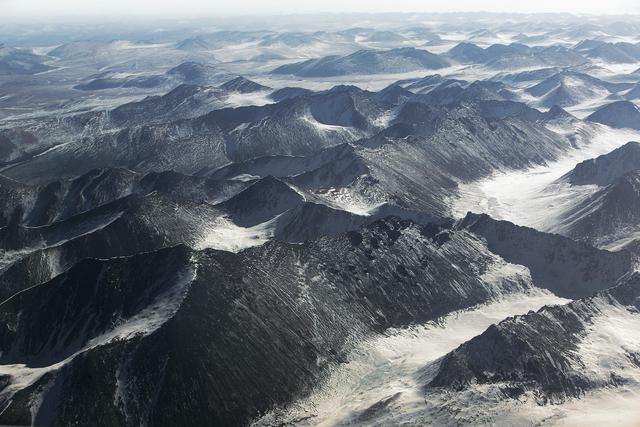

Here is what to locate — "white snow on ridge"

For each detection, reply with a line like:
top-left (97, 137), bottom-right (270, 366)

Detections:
top-left (301, 113), bottom-right (361, 139)
top-left (313, 186), bottom-right (387, 216)
top-left (451, 123), bottom-right (640, 234)
top-left (195, 215), bottom-right (274, 252)
top-left (224, 90), bottom-right (275, 108)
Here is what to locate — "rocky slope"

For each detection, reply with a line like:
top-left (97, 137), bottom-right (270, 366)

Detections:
top-left (457, 213), bottom-right (632, 298)
top-left (423, 272), bottom-right (640, 425)
top-left (0, 85), bottom-right (393, 183)
top-left (562, 141), bottom-right (640, 186)
top-left (558, 171), bottom-right (640, 249)
top-left (0, 218), bottom-right (540, 426)
top-left (586, 101), bottom-right (640, 130)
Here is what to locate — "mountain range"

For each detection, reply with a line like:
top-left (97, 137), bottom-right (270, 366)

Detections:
top-left (1, 14), bottom-right (640, 426)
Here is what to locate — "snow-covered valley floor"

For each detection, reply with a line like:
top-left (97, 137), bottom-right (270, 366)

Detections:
top-left (451, 124), bottom-right (640, 234)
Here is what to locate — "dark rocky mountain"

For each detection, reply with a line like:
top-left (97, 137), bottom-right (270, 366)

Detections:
top-left (5, 18), bottom-right (640, 427)
top-left (271, 47), bottom-right (450, 77)
top-left (47, 41), bottom-right (115, 60)
top-left (109, 84), bottom-right (228, 125)
top-left (491, 67), bottom-right (560, 84)
top-left (556, 142), bottom-right (640, 248)
top-left (586, 100), bottom-right (640, 130)
top-left (0, 85), bottom-right (393, 183)
top-left (175, 36), bottom-right (212, 51)
top-left (0, 167), bottom-right (250, 228)
top-left (558, 171), bottom-right (640, 249)
top-left (199, 98), bottom-right (572, 216)
top-left (374, 83), bottom-right (414, 104)
top-left (218, 76), bottom-right (271, 93)
top-left (0, 167), bottom-right (137, 227)
top-left (217, 176), bottom-right (304, 227)
top-left (165, 61), bottom-right (222, 85)
top-left (425, 272), bottom-right (640, 422)
top-left (576, 40), bottom-right (640, 63)
top-left (362, 30), bottom-right (408, 45)
top-left (487, 44), bottom-right (586, 69)
top-left (447, 43), bottom-right (586, 69)
top-left (0, 215), bottom-right (629, 426)
top-left (201, 99), bottom-right (572, 216)
top-left (0, 190), bottom-right (231, 301)
top-left (258, 32), bottom-right (321, 48)
top-left (447, 42), bottom-right (489, 64)
top-left (623, 83), bottom-right (640, 100)
top-left (1, 84), bottom-right (232, 169)
top-left (562, 141), bottom-right (640, 186)
top-left (525, 71), bottom-right (630, 108)
top-left (457, 213), bottom-right (632, 298)
top-left (415, 80), bottom-right (515, 106)
top-left (398, 74), bottom-right (467, 95)
top-left (542, 105), bottom-right (575, 121)
top-left (269, 87), bottom-right (314, 102)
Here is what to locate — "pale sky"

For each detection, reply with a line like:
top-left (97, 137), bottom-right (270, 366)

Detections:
top-left (1, 0), bottom-right (639, 18)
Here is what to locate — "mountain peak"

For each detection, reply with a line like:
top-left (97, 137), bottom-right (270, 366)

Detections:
top-left (218, 76), bottom-right (271, 93)
top-left (587, 100), bottom-right (640, 130)
top-left (563, 141), bottom-right (640, 186)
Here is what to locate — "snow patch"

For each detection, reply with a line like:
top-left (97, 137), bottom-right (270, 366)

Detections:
top-left (194, 215), bottom-right (274, 252)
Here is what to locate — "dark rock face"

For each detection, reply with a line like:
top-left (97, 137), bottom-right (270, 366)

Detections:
top-left (457, 213), bottom-right (632, 298)
top-left (0, 245), bottom-right (195, 366)
top-left (524, 71), bottom-right (629, 108)
top-left (217, 176), bottom-right (304, 226)
top-left (0, 168), bottom-right (138, 228)
top-left (560, 171), bottom-right (640, 247)
top-left (203, 99), bottom-right (571, 217)
top-left (0, 191), bottom-right (227, 301)
top-left (218, 76), bottom-right (271, 93)
top-left (0, 167), bottom-right (248, 228)
top-left (580, 41), bottom-right (640, 63)
top-left (447, 42), bottom-right (489, 64)
top-left (166, 61), bottom-right (217, 83)
top-left (563, 141), bottom-right (640, 186)
top-left (0, 218), bottom-right (538, 426)
top-left (586, 101), bottom-right (640, 130)
top-left (0, 212), bottom-right (634, 426)
top-left (272, 47), bottom-right (450, 77)
top-left (269, 87), bottom-right (313, 102)
top-left (109, 84), bottom-right (228, 125)
top-left (427, 273), bottom-right (640, 403)
top-left (555, 143), bottom-right (640, 248)
top-left (1, 85), bottom-right (392, 184)
top-left (447, 43), bottom-right (586, 69)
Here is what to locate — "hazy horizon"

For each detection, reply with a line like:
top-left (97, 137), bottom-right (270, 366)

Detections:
top-left (2, 0), bottom-right (639, 19)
